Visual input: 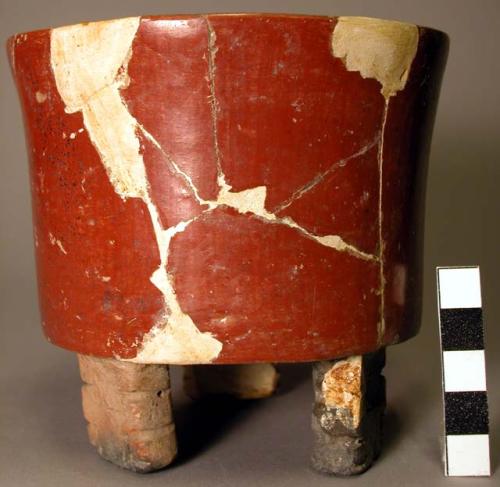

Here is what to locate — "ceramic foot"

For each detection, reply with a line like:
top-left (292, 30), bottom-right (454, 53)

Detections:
top-left (183, 363), bottom-right (279, 400)
top-left (78, 354), bottom-right (177, 472)
top-left (311, 349), bottom-right (386, 475)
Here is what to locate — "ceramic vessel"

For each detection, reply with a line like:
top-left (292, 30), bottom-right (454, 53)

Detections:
top-left (8, 14), bottom-right (448, 475)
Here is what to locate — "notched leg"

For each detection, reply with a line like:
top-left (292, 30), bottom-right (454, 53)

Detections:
top-left (78, 354), bottom-right (177, 473)
top-left (183, 363), bottom-right (279, 400)
top-left (311, 349), bottom-right (386, 476)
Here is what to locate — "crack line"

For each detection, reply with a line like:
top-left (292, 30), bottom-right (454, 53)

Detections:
top-left (137, 124), bottom-right (210, 208)
top-left (377, 101), bottom-right (390, 342)
top-left (205, 16), bottom-right (229, 191)
top-left (252, 211), bottom-right (377, 262)
top-left (273, 134), bottom-right (381, 214)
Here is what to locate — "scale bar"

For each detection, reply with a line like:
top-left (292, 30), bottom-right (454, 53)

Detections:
top-left (437, 266), bottom-right (490, 477)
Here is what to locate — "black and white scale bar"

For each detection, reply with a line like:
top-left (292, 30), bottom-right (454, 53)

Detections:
top-left (437, 266), bottom-right (490, 476)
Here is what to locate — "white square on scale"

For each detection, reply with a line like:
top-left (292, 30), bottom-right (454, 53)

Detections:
top-left (438, 267), bottom-right (482, 309)
top-left (443, 350), bottom-right (486, 392)
top-left (446, 434), bottom-right (490, 476)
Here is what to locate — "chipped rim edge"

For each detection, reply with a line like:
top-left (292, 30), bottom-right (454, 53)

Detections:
top-left (6, 13), bottom-right (448, 44)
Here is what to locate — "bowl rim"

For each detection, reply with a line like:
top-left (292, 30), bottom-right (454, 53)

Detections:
top-left (7, 12), bottom-right (448, 41)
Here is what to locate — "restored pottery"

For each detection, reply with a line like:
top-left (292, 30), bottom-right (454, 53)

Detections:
top-left (8, 13), bottom-right (448, 475)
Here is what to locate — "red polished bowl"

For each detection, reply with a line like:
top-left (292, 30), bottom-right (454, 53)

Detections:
top-left (8, 14), bottom-right (448, 365)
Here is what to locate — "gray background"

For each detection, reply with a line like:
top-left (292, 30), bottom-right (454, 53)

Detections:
top-left (0, 1), bottom-right (498, 485)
